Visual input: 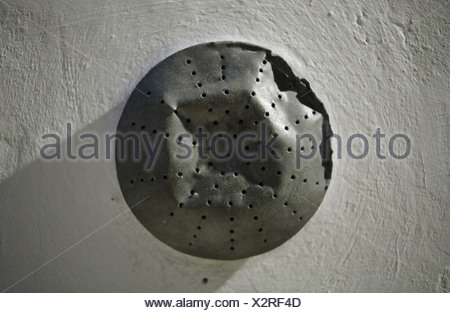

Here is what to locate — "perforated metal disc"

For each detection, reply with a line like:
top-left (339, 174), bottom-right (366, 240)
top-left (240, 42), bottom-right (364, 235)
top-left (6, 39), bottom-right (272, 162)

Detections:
top-left (116, 42), bottom-right (332, 260)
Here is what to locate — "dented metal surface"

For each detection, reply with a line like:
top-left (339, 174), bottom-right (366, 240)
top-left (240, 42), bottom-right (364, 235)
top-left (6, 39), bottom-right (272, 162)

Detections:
top-left (116, 42), bottom-right (332, 260)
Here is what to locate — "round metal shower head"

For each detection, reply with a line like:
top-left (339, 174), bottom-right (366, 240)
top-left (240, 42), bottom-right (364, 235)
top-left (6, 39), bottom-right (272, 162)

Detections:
top-left (116, 41), bottom-right (332, 260)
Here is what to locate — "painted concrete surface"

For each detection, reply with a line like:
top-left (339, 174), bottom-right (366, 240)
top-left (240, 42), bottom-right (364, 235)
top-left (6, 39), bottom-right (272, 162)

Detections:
top-left (0, 0), bottom-right (448, 292)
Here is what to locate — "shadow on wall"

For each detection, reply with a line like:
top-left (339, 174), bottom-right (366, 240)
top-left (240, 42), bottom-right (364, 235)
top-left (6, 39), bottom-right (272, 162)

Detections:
top-left (0, 105), bottom-right (245, 292)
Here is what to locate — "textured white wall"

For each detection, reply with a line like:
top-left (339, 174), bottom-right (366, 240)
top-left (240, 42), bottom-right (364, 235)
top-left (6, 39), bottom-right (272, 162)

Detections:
top-left (0, 0), bottom-right (448, 292)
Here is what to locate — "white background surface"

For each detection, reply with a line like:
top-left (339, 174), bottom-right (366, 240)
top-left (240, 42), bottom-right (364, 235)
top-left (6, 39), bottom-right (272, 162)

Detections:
top-left (0, 0), bottom-right (448, 292)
